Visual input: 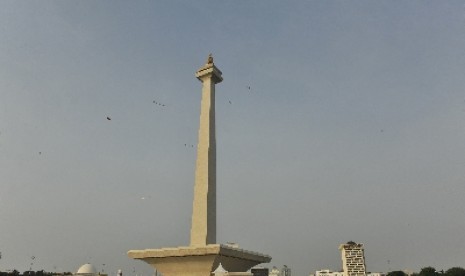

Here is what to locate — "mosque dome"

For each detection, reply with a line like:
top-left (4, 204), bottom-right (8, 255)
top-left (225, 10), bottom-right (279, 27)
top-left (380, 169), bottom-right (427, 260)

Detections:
top-left (76, 264), bottom-right (97, 275)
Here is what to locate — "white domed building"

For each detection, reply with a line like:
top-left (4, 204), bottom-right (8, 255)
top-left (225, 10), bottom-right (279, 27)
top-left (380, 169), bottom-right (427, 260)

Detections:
top-left (76, 264), bottom-right (98, 276)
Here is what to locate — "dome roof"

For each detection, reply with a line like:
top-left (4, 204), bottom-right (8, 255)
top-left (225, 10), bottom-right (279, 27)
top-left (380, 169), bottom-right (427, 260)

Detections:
top-left (77, 264), bottom-right (97, 275)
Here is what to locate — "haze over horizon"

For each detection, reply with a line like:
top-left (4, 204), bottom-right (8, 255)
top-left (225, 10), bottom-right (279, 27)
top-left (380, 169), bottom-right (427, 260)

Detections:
top-left (1, 2), bottom-right (465, 276)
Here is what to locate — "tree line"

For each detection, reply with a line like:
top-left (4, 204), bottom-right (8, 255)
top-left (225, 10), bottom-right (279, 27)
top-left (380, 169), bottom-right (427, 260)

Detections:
top-left (0, 271), bottom-right (73, 276)
top-left (388, 267), bottom-right (465, 276)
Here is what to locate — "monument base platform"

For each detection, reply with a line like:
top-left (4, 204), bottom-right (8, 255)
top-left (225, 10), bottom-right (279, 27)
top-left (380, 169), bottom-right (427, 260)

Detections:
top-left (128, 244), bottom-right (271, 276)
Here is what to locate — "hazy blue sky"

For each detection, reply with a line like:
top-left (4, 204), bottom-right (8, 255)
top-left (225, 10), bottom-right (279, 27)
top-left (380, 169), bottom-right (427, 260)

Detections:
top-left (1, 1), bottom-right (465, 276)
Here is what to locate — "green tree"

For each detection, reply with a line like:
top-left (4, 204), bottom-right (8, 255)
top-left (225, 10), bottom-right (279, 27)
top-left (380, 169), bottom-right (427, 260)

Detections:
top-left (387, 271), bottom-right (407, 276)
top-left (420, 267), bottom-right (439, 276)
top-left (445, 267), bottom-right (465, 276)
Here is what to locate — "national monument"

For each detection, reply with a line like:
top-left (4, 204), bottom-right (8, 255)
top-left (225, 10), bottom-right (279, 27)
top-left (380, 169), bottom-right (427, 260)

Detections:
top-left (127, 55), bottom-right (271, 276)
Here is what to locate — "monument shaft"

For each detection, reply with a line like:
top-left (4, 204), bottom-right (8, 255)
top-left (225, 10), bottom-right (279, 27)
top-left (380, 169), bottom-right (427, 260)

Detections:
top-left (191, 57), bottom-right (222, 247)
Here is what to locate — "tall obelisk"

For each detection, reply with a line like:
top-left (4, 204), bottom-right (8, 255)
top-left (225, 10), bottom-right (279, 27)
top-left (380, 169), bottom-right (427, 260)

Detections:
top-left (190, 54), bottom-right (223, 247)
top-left (127, 56), bottom-right (270, 276)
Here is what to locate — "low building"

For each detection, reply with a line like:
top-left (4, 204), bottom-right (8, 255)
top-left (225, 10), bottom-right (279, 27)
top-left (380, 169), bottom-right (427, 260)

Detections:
top-left (251, 267), bottom-right (269, 276)
top-left (366, 273), bottom-right (384, 276)
top-left (269, 267), bottom-right (280, 276)
top-left (311, 269), bottom-right (344, 276)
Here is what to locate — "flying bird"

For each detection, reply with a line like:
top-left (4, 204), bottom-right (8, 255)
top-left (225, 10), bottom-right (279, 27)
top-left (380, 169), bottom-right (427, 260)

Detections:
top-left (106, 116), bottom-right (111, 121)
top-left (153, 100), bottom-right (166, 107)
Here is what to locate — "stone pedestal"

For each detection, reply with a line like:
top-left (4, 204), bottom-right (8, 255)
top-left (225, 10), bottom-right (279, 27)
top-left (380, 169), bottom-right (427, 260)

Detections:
top-left (128, 244), bottom-right (271, 276)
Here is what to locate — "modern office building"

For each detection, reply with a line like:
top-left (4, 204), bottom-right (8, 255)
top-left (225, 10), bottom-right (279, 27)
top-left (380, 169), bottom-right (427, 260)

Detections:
top-left (339, 242), bottom-right (366, 276)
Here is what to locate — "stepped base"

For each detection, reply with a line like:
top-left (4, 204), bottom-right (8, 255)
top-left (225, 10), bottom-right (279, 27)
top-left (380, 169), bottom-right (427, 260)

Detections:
top-left (128, 244), bottom-right (271, 276)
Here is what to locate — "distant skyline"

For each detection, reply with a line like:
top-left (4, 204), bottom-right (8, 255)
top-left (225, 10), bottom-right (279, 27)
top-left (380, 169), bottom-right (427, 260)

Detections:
top-left (1, 1), bottom-right (465, 276)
